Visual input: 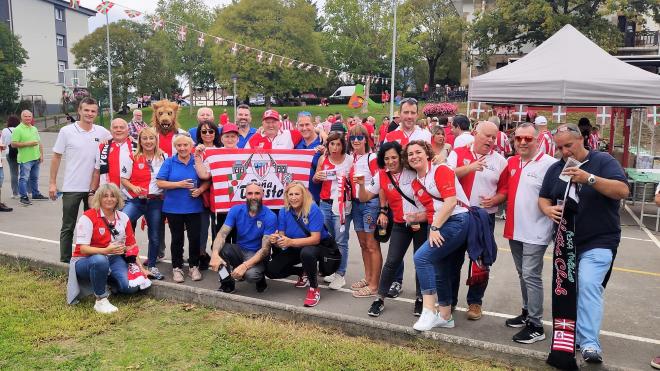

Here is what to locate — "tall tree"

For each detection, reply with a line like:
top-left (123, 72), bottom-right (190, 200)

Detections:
top-left (209, 0), bottom-right (327, 100)
top-left (469, 0), bottom-right (660, 65)
top-left (402, 0), bottom-right (465, 90)
top-left (0, 23), bottom-right (28, 114)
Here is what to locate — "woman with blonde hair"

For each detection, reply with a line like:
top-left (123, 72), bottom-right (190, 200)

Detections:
top-left (430, 125), bottom-right (452, 164)
top-left (121, 127), bottom-right (167, 280)
top-left (66, 183), bottom-right (149, 313)
top-left (266, 182), bottom-right (330, 307)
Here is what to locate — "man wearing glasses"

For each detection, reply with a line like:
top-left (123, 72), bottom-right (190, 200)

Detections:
top-left (538, 123), bottom-right (628, 363)
top-left (383, 98), bottom-right (431, 146)
top-left (502, 122), bottom-right (557, 344)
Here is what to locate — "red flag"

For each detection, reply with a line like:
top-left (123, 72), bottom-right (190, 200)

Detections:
top-left (552, 105), bottom-right (567, 123)
top-left (647, 106), bottom-right (660, 126)
top-left (69, 0), bottom-right (80, 8)
top-left (95, 1), bottom-right (114, 14)
top-left (469, 102), bottom-right (489, 120)
top-left (177, 25), bottom-right (187, 42)
top-left (512, 104), bottom-right (528, 122)
top-left (124, 9), bottom-right (142, 18)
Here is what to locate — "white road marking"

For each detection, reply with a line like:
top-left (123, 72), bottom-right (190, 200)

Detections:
top-left (1, 229), bottom-right (659, 346)
top-left (621, 236), bottom-right (653, 242)
top-left (624, 204), bottom-right (660, 249)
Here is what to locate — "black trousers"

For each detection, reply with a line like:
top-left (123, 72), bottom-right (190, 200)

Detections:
top-left (266, 245), bottom-right (322, 288)
top-left (378, 222), bottom-right (428, 298)
top-left (165, 212), bottom-right (201, 269)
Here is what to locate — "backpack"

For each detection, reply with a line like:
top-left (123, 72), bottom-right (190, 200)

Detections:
top-left (6, 128), bottom-right (17, 161)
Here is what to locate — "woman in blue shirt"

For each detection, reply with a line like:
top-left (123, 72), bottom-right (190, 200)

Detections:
top-left (266, 182), bottom-right (329, 307)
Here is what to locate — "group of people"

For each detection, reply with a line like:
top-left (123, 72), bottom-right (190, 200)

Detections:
top-left (2, 95), bottom-right (632, 365)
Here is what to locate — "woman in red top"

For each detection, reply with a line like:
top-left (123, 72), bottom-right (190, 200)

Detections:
top-left (404, 140), bottom-right (470, 332)
top-left (66, 183), bottom-right (148, 313)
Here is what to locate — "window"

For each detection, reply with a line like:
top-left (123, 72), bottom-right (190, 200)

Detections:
top-left (56, 35), bottom-right (64, 47)
top-left (55, 8), bottom-right (63, 21)
top-left (58, 61), bottom-right (67, 84)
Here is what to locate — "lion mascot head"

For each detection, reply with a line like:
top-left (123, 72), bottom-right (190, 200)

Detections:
top-left (151, 100), bottom-right (180, 135)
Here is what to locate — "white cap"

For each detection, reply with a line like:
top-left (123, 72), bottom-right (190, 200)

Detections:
top-left (534, 116), bottom-right (548, 125)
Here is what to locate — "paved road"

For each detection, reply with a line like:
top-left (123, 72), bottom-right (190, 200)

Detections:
top-left (1, 132), bottom-right (659, 370)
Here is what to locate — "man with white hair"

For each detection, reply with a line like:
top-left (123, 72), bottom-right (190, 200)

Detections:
top-left (127, 109), bottom-right (147, 145)
top-left (189, 107), bottom-right (216, 145)
top-left (11, 110), bottom-right (47, 205)
top-left (90, 118), bottom-right (133, 191)
top-left (534, 116), bottom-right (555, 156)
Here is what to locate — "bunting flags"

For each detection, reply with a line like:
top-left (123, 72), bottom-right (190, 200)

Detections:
top-left (124, 9), bottom-right (142, 18)
top-left (512, 104), bottom-right (528, 122)
top-left (177, 25), bottom-right (187, 42)
top-left (152, 18), bottom-right (164, 31)
top-left (469, 101), bottom-right (488, 120)
top-left (96, 1), bottom-right (114, 14)
top-left (69, 0), bottom-right (80, 8)
top-left (197, 32), bottom-right (205, 47)
top-left (552, 105), bottom-right (567, 123)
top-left (596, 106), bottom-right (612, 126)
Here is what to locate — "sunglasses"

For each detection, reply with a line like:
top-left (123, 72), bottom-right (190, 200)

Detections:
top-left (400, 97), bottom-right (418, 105)
top-left (551, 125), bottom-right (580, 135)
top-left (350, 135), bottom-right (365, 141)
top-left (298, 111), bottom-right (312, 117)
top-left (514, 135), bottom-right (535, 143)
top-left (200, 129), bottom-right (215, 135)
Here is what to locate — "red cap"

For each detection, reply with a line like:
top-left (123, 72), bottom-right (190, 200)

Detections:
top-left (263, 109), bottom-right (280, 121)
top-left (221, 123), bottom-right (239, 135)
top-left (328, 116), bottom-right (337, 124)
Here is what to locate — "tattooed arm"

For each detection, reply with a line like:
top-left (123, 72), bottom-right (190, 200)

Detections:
top-left (209, 224), bottom-right (232, 271)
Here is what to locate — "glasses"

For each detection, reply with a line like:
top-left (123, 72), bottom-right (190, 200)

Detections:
top-left (551, 125), bottom-right (580, 135)
top-left (350, 135), bottom-right (365, 141)
top-left (201, 129), bottom-right (215, 135)
top-left (514, 135), bottom-right (535, 143)
top-left (400, 97), bottom-right (418, 105)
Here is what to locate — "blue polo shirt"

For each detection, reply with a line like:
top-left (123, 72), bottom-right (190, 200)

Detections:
top-left (295, 136), bottom-right (322, 203)
top-left (157, 155), bottom-right (204, 214)
top-left (237, 127), bottom-right (257, 149)
top-left (224, 204), bottom-right (277, 252)
top-left (539, 151), bottom-right (628, 254)
top-left (278, 203), bottom-right (330, 240)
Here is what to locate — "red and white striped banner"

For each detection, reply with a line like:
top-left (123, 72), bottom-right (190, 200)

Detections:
top-left (205, 148), bottom-right (315, 212)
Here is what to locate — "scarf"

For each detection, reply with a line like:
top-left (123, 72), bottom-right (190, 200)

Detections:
top-left (546, 181), bottom-right (579, 370)
top-left (98, 139), bottom-right (113, 175)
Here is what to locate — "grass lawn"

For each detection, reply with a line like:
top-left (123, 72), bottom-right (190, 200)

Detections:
top-left (0, 265), bottom-right (512, 370)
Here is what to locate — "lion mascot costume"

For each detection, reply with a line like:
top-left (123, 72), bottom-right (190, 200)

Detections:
top-left (150, 99), bottom-right (187, 156)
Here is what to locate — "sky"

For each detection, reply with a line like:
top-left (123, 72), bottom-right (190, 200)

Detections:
top-left (79, 0), bottom-right (326, 32)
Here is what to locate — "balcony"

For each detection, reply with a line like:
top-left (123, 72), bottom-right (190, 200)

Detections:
top-left (619, 31), bottom-right (659, 51)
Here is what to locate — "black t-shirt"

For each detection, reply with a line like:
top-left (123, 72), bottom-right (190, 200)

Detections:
top-left (539, 151), bottom-right (628, 254)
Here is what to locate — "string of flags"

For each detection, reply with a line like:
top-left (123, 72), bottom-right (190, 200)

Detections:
top-left (80, 1), bottom-right (389, 85)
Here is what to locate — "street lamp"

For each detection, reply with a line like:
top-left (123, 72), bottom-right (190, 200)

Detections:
top-left (231, 74), bottom-right (238, 122)
top-left (389, 0), bottom-right (398, 120)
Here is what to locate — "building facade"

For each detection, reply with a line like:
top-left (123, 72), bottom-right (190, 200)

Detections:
top-left (0, 0), bottom-right (95, 114)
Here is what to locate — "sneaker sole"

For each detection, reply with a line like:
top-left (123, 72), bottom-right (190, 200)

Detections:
top-left (304, 301), bottom-right (319, 307)
top-left (505, 322), bottom-right (526, 328)
top-left (368, 307), bottom-right (384, 317)
top-left (513, 334), bottom-right (546, 344)
top-left (467, 314), bottom-right (482, 320)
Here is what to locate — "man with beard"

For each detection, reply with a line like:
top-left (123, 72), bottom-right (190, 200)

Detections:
top-left (384, 99), bottom-right (431, 146)
top-left (209, 182), bottom-right (277, 293)
top-left (236, 104), bottom-right (257, 148)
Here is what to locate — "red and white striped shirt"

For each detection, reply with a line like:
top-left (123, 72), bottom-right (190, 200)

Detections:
top-left (495, 131), bottom-right (512, 155)
top-left (446, 145), bottom-right (508, 214)
top-left (94, 140), bottom-right (132, 187)
top-left (588, 133), bottom-right (599, 150)
top-left (280, 119), bottom-right (294, 131)
top-left (384, 126), bottom-right (432, 146)
top-left (245, 129), bottom-right (302, 149)
top-left (319, 155), bottom-right (354, 200)
top-left (503, 152), bottom-right (557, 245)
top-left (538, 130), bottom-right (555, 156)
top-left (411, 163), bottom-right (469, 224)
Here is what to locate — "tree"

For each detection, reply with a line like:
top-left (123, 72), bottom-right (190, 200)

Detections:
top-left (469, 0), bottom-right (660, 65)
top-left (0, 23), bottom-right (28, 114)
top-left (402, 0), bottom-right (465, 90)
top-left (209, 0), bottom-right (327, 100)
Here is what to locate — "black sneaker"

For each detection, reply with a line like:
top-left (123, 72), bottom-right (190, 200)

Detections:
top-left (512, 322), bottom-right (546, 344)
top-left (218, 278), bottom-right (236, 293)
top-left (256, 277), bottom-right (268, 293)
top-left (19, 197), bottom-right (32, 206)
top-left (386, 281), bottom-right (402, 298)
top-left (505, 309), bottom-right (528, 328)
top-left (582, 348), bottom-right (603, 363)
top-left (368, 299), bottom-right (385, 317)
top-left (199, 254), bottom-right (211, 271)
top-left (31, 194), bottom-right (48, 201)
top-left (413, 298), bottom-right (423, 317)
top-left (0, 203), bottom-right (12, 212)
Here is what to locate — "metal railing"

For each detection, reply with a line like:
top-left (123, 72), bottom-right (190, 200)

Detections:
top-left (622, 31), bottom-right (659, 48)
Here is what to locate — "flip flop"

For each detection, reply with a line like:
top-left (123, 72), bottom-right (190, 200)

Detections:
top-left (352, 286), bottom-right (376, 298)
top-left (350, 278), bottom-right (369, 291)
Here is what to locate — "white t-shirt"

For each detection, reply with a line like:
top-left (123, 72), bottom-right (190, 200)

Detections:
top-left (0, 127), bottom-right (14, 167)
top-left (53, 122), bottom-right (111, 192)
top-left (453, 132), bottom-right (474, 149)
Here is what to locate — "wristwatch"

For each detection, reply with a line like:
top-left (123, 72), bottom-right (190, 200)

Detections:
top-left (430, 225), bottom-right (441, 232)
top-left (587, 174), bottom-right (596, 185)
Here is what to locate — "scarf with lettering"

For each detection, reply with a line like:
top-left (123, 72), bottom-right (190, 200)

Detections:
top-left (546, 181), bottom-right (579, 370)
top-left (98, 139), bottom-right (113, 176)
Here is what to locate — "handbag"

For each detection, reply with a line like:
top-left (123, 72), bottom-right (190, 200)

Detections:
top-left (292, 213), bottom-right (341, 276)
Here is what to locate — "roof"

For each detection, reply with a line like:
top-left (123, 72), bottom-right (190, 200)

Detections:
top-left (468, 24), bottom-right (660, 106)
top-left (47, 0), bottom-right (97, 17)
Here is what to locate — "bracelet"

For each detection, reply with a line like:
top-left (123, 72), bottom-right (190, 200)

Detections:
top-left (379, 211), bottom-right (388, 216)
top-left (379, 206), bottom-right (389, 211)
top-left (88, 189), bottom-right (96, 196)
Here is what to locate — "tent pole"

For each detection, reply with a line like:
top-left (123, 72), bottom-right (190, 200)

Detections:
top-left (636, 109), bottom-right (643, 168)
top-left (608, 109), bottom-right (615, 154)
top-left (622, 108), bottom-right (632, 168)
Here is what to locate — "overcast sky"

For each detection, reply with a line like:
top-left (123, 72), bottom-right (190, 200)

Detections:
top-left (80, 0), bottom-right (326, 31)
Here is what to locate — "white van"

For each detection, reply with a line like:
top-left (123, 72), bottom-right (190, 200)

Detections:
top-left (328, 85), bottom-right (355, 104)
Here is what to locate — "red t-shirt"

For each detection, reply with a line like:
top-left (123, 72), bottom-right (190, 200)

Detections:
top-left (159, 131), bottom-right (175, 156)
top-left (73, 209), bottom-right (136, 257)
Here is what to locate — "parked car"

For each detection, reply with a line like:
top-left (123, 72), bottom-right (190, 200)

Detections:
top-left (249, 94), bottom-right (278, 106)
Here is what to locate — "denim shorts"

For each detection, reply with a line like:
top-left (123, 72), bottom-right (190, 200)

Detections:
top-left (351, 198), bottom-right (380, 233)
top-left (0, 167), bottom-right (3, 184)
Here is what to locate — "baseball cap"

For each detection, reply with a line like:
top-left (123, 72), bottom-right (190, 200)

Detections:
top-left (263, 109), bottom-right (280, 121)
top-left (221, 123), bottom-right (239, 135)
top-left (534, 116), bottom-right (548, 125)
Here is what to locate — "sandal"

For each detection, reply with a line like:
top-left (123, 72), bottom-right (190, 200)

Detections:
top-left (352, 286), bottom-right (376, 298)
top-left (350, 279), bottom-right (369, 291)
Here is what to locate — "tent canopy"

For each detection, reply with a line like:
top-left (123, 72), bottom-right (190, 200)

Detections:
top-left (468, 24), bottom-right (660, 106)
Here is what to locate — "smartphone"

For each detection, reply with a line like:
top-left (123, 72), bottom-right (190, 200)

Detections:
top-left (218, 266), bottom-right (230, 280)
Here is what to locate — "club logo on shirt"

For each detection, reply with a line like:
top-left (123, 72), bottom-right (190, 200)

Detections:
top-left (302, 216), bottom-right (309, 225)
top-left (138, 163), bottom-right (145, 170)
top-left (463, 159), bottom-right (470, 166)
top-left (98, 227), bottom-right (106, 235)
top-left (417, 189), bottom-right (424, 196)
top-left (256, 220), bottom-right (263, 229)
top-left (387, 183), bottom-right (394, 190)
top-left (511, 169), bottom-right (516, 176)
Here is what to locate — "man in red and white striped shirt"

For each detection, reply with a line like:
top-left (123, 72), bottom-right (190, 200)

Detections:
top-left (246, 109), bottom-right (302, 149)
top-left (384, 98), bottom-right (431, 146)
top-left (446, 120), bottom-right (508, 321)
top-left (503, 122), bottom-right (557, 343)
top-left (90, 118), bottom-right (132, 191)
top-left (534, 116), bottom-right (556, 157)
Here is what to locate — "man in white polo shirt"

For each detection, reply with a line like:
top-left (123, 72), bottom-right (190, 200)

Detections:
top-left (49, 97), bottom-right (111, 263)
top-left (503, 122), bottom-right (556, 343)
top-left (384, 98), bottom-right (431, 146)
top-left (446, 120), bottom-right (508, 320)
top-left (245, 109), bottom-right (302, 149)
top-left (451, 114), bottom-right (474, 149)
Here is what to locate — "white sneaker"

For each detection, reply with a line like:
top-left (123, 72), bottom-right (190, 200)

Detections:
top-left (94, 298), bottom-right (118, 314)
top-left (328, 274), bottom-right (346, 290)
top-left (413, 308), bottom-right (454, 331)
top-left (323, 273), bottom-right (337, 284)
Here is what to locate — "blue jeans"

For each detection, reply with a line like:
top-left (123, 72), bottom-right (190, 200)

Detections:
top-left (122, 198), bottom-right (163, 268)
top-left (75, 254), bottom-right (138, 298)
top-left (576, 248), bottom-right (613, 352)
top-left (7, 156), bottom-right (18, 196)
top-left (320, 200), bottom-right (352, 276)
top-left (414, 212), bottom-right (469, 306)
top-left (18, 159), bottom-right (41, 198)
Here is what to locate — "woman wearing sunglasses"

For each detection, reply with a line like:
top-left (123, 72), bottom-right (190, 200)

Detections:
top-left (346, 124), bottom-right (382, 298)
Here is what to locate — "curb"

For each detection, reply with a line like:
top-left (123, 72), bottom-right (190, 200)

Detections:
top-left (0, 251), bottom-right (629, 370)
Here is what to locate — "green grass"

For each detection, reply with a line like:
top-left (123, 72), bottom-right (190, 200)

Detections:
top-left (0, 265), bottom-right (512, 370)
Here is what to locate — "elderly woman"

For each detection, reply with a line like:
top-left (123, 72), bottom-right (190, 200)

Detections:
top-left (121, 127), bottom-right (167, 280)
top-left (156, 134), bottom-right (204, 283)
top-left (265, 182), bottom-right (330, 307)
top-left (66, 183), bottom-right (148, 313)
